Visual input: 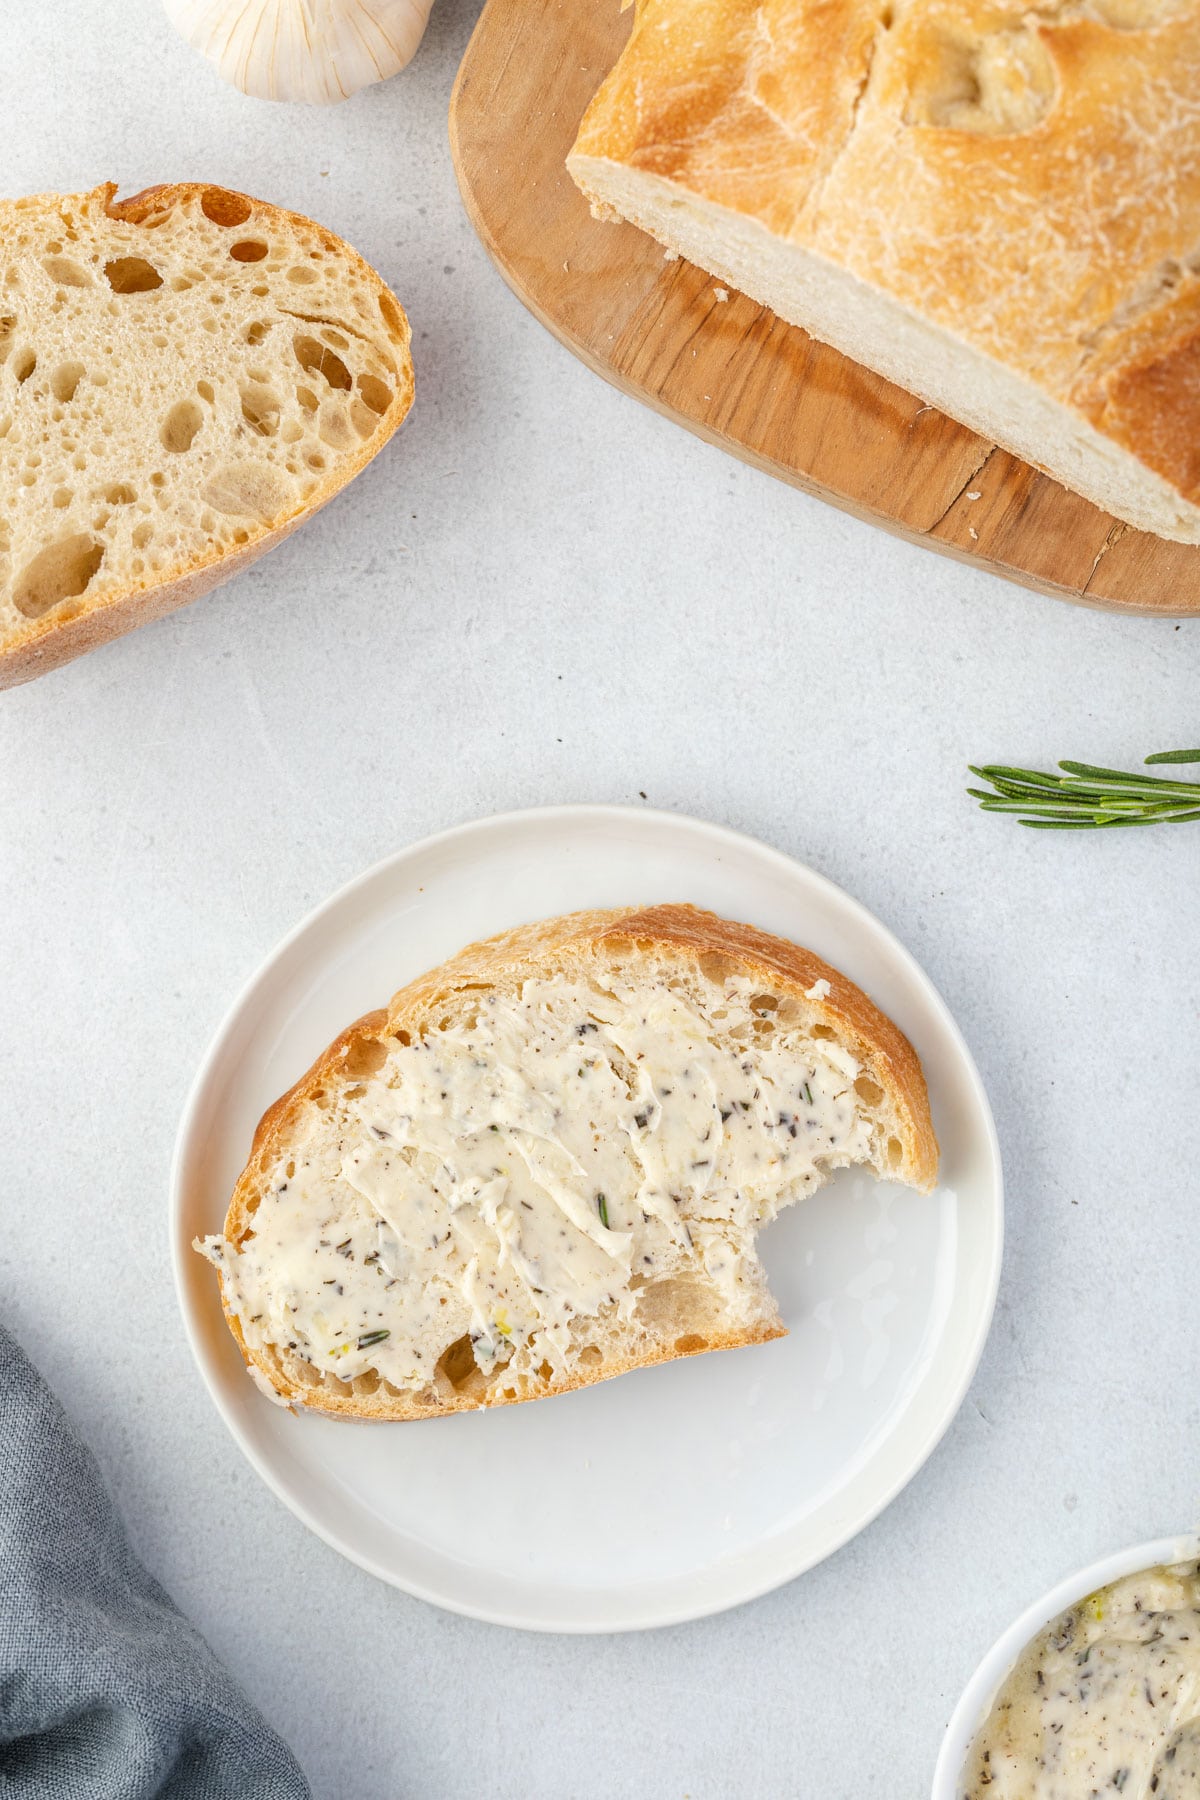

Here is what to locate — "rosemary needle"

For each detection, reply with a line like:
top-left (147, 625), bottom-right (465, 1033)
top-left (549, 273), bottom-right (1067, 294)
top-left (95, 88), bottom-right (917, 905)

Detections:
top-left (968, 753), bottom-right (1200, 829)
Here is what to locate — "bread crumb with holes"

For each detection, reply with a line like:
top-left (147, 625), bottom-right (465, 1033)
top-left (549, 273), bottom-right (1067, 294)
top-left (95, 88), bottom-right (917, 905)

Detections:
top-left (0, 181), bottom-right (413, 688)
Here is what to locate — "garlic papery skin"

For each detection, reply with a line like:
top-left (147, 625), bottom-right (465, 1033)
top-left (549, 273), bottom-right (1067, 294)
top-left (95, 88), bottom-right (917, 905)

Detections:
top-left (163, 0), bottom-right (434, 104)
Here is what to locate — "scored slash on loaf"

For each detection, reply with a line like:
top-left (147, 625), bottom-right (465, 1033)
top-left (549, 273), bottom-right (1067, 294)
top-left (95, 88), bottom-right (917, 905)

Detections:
top-left (196, 904), bottom-right (938, 1421)
top-left (567, 0), bottom-right (1200, 545)
top-left (0, 182), bottom-right (413, 688)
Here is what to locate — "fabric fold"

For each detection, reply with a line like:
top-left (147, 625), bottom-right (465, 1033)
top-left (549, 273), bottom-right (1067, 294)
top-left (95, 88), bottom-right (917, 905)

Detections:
top-left (0, 1323), bottom-right (310, 1800)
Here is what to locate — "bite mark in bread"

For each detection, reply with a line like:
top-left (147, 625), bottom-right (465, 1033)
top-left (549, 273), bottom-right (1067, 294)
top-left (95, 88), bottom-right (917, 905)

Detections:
top-left (197, 905), bottom-right (939, 1421)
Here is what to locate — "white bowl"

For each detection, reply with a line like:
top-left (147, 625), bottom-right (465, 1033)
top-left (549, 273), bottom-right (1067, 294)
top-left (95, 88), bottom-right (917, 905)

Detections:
top-left (932, 1530), bottom-right (1200, 1798)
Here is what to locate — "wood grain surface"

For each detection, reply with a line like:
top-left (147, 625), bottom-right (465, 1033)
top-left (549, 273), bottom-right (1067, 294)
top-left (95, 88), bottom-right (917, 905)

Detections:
top-left (449, 0), bottom-right (1200, 616)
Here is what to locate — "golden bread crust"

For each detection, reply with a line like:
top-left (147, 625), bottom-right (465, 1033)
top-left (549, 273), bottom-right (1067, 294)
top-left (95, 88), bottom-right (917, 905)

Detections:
top-left (569, 0), bottom-right (1200, 521)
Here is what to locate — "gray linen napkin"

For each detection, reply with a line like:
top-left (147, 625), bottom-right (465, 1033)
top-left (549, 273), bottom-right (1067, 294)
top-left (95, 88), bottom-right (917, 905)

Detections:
top-left (0, 1323), bottom-right (311, 1799)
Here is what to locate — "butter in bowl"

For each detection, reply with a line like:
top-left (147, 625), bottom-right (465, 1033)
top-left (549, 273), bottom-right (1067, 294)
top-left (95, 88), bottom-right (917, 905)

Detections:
top-left (935, 1535), bottom-right (1200, 1799)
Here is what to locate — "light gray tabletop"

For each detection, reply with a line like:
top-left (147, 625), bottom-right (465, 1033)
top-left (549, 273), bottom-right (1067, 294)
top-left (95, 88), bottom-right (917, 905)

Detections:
top-left (2, 4), bottom-right (1198, 1796)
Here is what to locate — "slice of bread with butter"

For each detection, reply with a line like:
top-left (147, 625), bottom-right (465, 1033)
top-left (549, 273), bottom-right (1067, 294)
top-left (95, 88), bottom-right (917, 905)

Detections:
top-left (197, 904), bottom-right (938, 1419)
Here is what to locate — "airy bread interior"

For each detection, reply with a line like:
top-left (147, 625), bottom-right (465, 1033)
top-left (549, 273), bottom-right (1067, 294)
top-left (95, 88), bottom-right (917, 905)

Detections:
top-left (200, 905), bottom-right (938, 1422)
top-left (0, 182), bottom-right (413, 680)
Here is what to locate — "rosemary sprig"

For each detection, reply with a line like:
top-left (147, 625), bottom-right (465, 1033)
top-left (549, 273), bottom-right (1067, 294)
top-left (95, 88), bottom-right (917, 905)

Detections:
top-left (968, 753), bottom-right (1200, 829)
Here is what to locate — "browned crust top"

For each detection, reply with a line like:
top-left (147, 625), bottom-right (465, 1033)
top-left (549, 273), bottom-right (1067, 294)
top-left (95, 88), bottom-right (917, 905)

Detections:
top-left (569, 0), bottom-right (1200, 510)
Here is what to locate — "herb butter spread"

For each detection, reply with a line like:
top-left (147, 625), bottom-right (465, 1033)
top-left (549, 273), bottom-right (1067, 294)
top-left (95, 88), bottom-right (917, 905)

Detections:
top-left (961, 1561), bottom-right (1200, 1799)
top-left (198, 972), bottom-right (879, 1393)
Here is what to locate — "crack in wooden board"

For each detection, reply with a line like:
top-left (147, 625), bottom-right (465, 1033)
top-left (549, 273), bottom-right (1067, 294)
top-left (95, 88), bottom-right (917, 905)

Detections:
top-left (450, 0), bottom-right (1200, 616)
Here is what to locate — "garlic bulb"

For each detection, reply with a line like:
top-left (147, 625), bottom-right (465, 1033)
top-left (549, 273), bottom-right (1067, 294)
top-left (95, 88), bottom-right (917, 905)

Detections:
top-left (163, 0), bottom-right (433, 104)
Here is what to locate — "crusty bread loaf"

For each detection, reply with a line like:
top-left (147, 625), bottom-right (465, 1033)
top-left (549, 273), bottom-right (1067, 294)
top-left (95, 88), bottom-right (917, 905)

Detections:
top-left (568, 1), bottom-right (1200, 544)
top-left (0, 182), bottom-right (413, 688)
top-left (196, 904), bottom-right (938, 1421)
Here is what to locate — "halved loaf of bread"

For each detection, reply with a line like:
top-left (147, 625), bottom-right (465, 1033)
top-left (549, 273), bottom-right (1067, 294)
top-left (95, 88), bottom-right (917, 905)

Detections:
top-left (0, 182), bottom-right (413, 688)
top-left (197, 904), bottom-right (938, 1421)
top-left (568, 0), bottom-right (1200, 544)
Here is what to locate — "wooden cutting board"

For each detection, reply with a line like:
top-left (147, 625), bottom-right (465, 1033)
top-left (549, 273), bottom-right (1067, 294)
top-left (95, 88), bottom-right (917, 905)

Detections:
top-left (449, 0), bottom-right (1200, 615)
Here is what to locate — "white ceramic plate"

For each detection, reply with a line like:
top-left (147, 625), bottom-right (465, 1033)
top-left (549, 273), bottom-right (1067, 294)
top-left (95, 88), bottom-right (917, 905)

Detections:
top-left (933, 1531), bottom-right (1200, 1798)
top-left (172, 805), bottom-right (1002, 1631)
